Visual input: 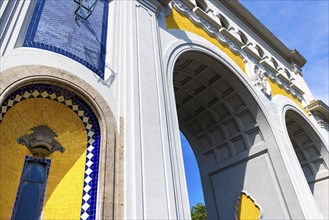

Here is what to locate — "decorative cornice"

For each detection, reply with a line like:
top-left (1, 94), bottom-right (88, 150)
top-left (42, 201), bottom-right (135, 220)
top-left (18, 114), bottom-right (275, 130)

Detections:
top-left (171, 0), bottom-right (243, 54)
top-left (171, 0), bottom-right (304, 102)
top-left (218, 0), bottom-right (306, 68)
top-left (307, 100), bottom-right (329, 122)
top-left (250, 64), bottom-right (272, 97)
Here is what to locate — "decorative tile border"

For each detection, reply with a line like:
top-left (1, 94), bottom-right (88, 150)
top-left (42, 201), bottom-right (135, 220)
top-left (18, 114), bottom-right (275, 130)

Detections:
top-left (11, 156), bottom-right (51, 220)
top-left (0, 84), bottom-right (100, 220)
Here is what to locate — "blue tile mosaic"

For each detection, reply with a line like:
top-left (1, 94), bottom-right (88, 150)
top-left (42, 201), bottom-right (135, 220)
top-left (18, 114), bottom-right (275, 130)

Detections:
top-left (1, 84), bottom-right (101, 220)
top-left (23, 0), bottom-right (109, 79)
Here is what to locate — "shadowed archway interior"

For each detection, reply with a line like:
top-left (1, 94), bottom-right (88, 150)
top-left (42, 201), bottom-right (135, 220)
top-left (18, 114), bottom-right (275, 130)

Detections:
top-left (173, 52), bottom-right (273, 219)
top-left (285, 110), bottom-right (329, 218)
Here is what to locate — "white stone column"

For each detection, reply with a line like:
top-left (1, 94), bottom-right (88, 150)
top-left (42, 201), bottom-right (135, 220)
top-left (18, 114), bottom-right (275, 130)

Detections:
top-left (109, 0), bottom-right (190, 218)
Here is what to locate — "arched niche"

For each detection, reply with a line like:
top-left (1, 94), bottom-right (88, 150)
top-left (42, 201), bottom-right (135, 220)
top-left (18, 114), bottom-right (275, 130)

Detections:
top-left (0, 65), bottom-right (123, 220)
top-left (285, 110), bottom-right (329, 218)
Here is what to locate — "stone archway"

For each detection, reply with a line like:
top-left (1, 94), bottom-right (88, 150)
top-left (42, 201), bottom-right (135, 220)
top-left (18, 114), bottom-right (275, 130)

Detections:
top-left (171, 51), bottom-right (290, 219)
top-left (285, 110), bottom-right (329, 218)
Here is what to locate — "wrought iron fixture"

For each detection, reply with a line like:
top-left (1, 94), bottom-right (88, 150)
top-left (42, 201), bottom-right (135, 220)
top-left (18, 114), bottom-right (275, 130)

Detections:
top-left (74, 0), bottom-right (98, 20)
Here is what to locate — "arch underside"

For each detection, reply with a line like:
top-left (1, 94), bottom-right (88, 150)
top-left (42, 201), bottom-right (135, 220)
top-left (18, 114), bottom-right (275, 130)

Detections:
top-left (286, 111), bottom-right (329, 218)
top-left (174, 56), bottom-right (263, 167)
top-left (173, 52), bottom-right (288, 219)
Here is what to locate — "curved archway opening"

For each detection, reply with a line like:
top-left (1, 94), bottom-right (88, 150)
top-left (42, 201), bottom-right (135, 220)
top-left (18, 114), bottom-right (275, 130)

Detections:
top-left (172, 51), bottom-right (286, 219)
top-left (285, 110), bottom-right (329, 217)
top-left (180, 132), bottom-right (204, 207)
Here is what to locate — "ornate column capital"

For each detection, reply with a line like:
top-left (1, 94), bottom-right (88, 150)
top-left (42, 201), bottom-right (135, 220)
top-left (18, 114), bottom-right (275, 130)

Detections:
top-left (17, 125), bottom-right (65, 157)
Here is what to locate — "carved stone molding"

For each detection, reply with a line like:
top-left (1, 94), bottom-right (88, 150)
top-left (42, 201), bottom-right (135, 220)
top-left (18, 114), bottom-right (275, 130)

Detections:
top-left (17, 125), bottom-right (65, 157)
top-left (292, 63), bottom-right (302, 76)
top-left (170, 0), bottom-right (304, 102)
top-left (171, 0), bottom-right (241, 54)
top-left (250, 64), bottom-right (272, 98)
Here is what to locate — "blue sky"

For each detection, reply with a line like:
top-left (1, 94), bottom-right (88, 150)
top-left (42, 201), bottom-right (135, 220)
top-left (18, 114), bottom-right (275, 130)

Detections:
top-left (240, 0), bottom-right (329, 104)
top-left (182, 1), bottom-right (329, 207)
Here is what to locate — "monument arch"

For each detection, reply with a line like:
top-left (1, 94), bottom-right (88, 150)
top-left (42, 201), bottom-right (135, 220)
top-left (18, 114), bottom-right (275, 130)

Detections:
top-left (1, 0), bottom-right (328, 219)
top-left (163, 46), bottom-right (307, 219)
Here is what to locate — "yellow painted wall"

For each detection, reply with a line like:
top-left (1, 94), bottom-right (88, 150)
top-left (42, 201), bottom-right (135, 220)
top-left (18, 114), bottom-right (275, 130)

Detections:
top-left (267, 78), bottom-right (304, 111)
top-left (166, 8), bottom-right (246, 73)
top-left (166, 8), bottom-right (304, 110)
top-left (237, 193), bottom-right (261, 220)
top-left (0, 98), bottom-right (87, 220)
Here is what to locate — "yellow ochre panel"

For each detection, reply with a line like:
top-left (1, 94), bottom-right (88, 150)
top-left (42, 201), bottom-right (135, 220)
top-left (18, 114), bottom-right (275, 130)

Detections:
top-left (166, 8), bottom-right (246, 73)
top-left (237, 193), bottom-right (261, 220)
top-left (0, 98), bottom-right (87, 220)
top-left (166, 8), bottom-right (304, 109)
top-left (267, 77), bottom-right (304, 110)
